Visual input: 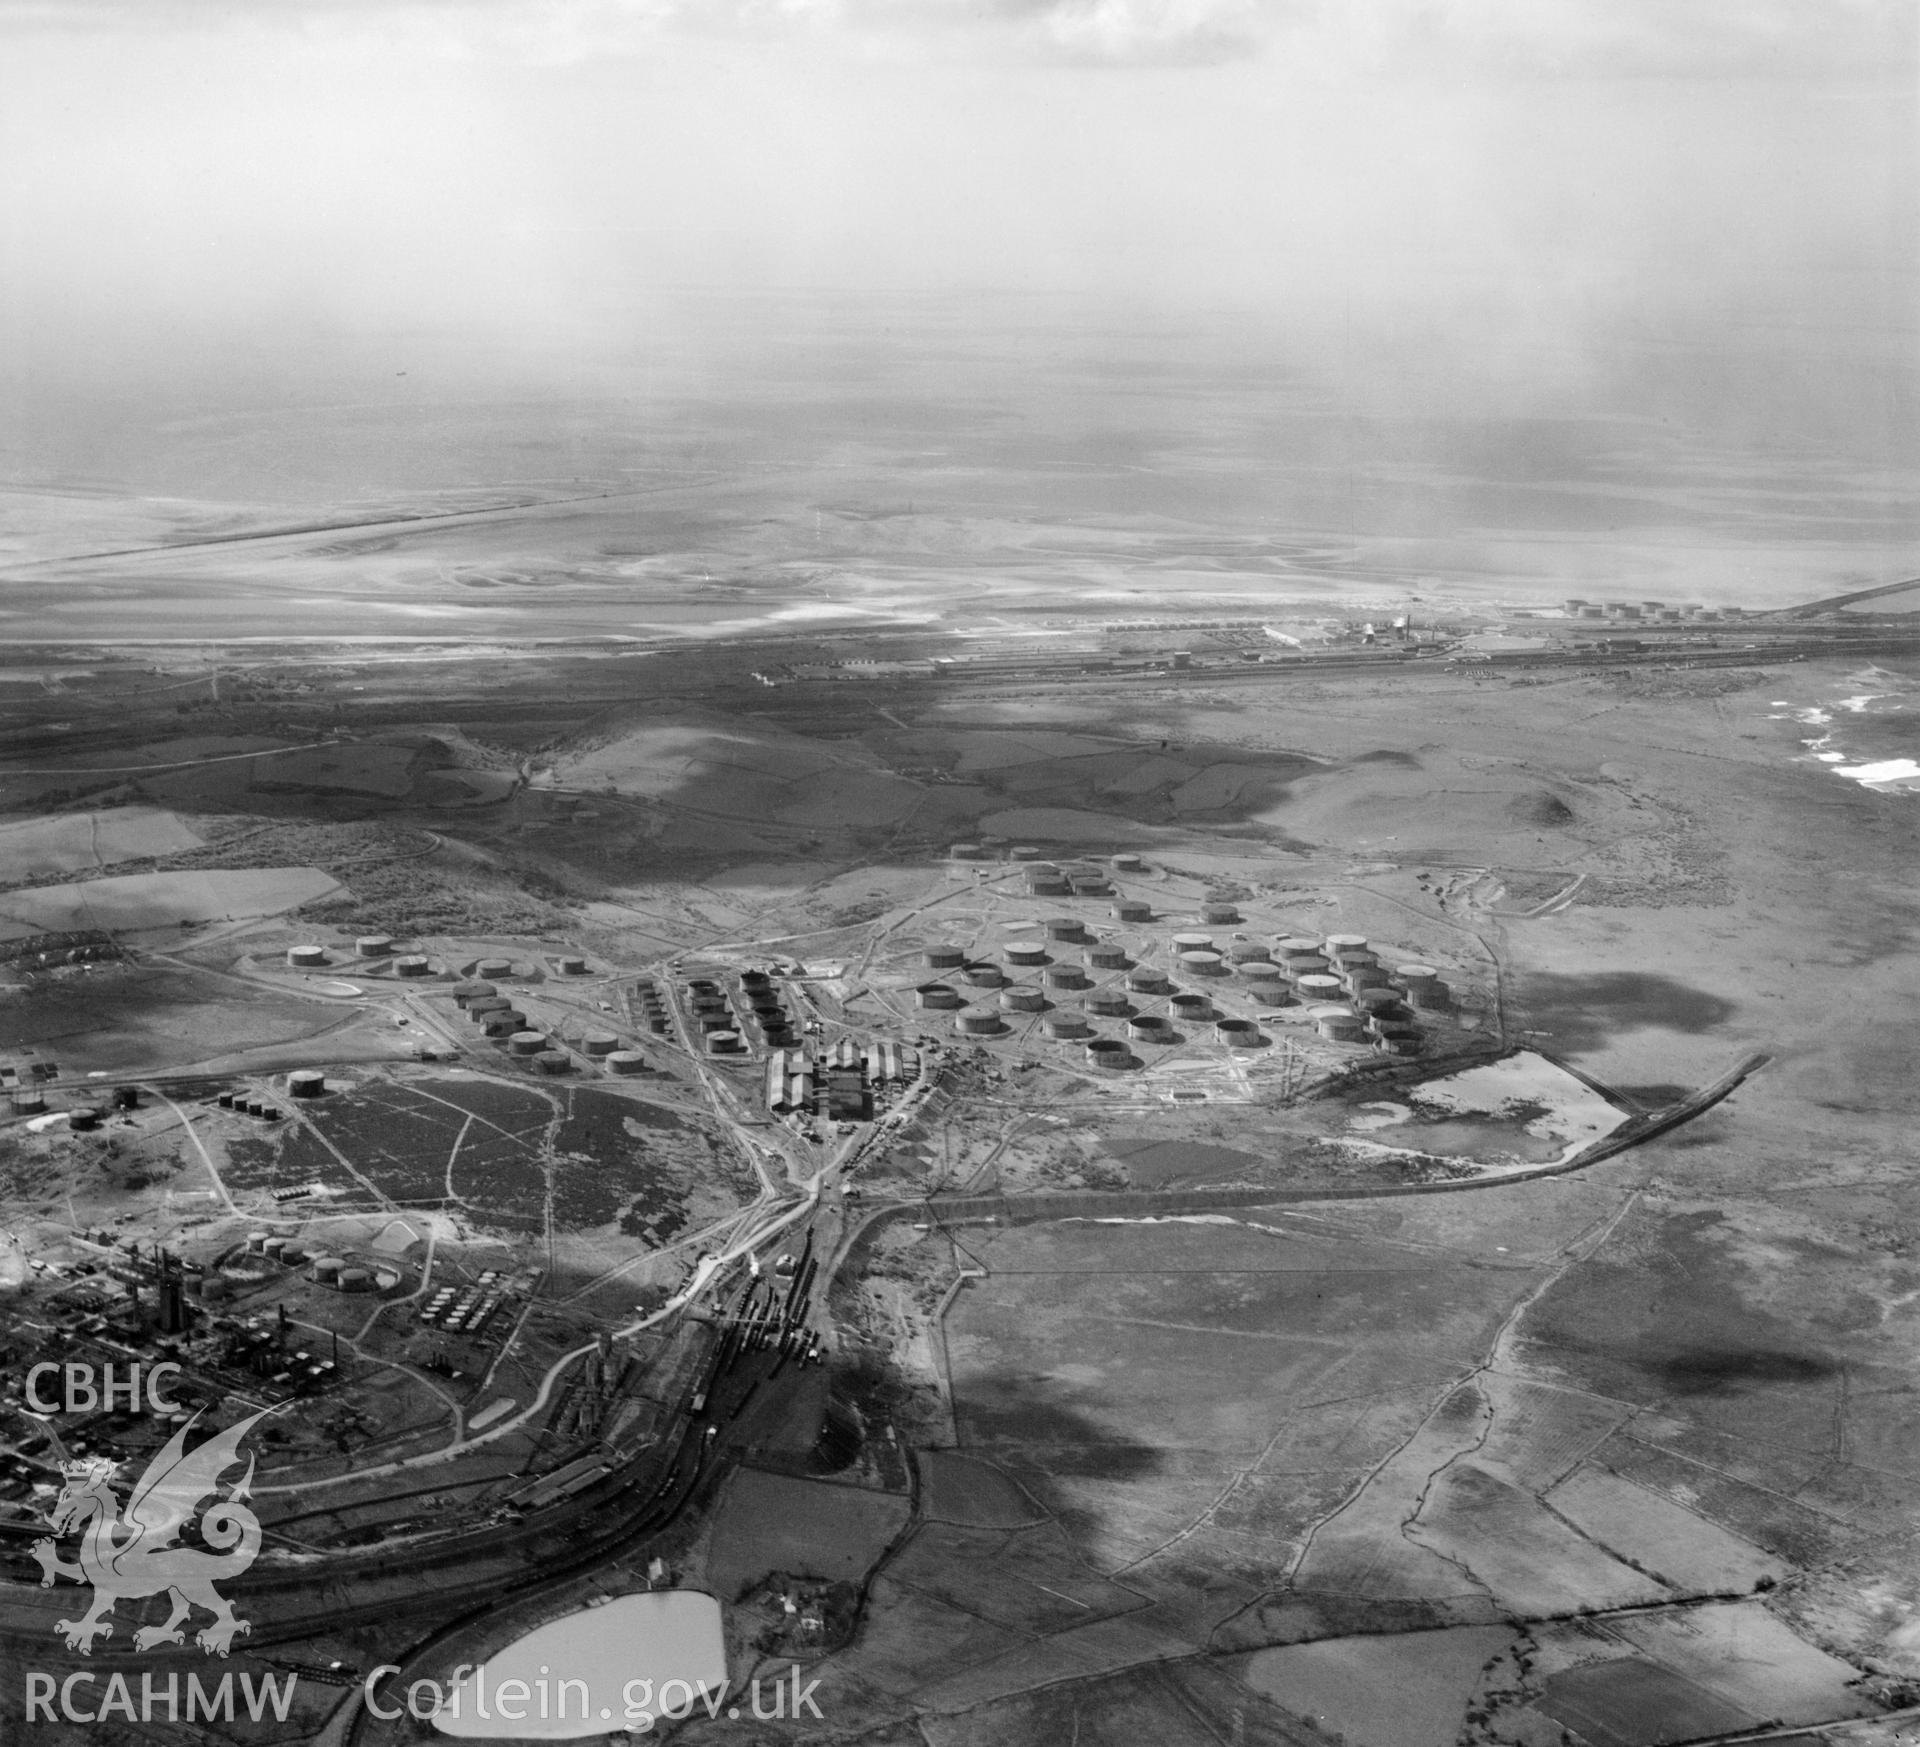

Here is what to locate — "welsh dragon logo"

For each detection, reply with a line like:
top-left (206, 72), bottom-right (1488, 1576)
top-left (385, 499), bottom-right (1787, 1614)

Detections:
top-left (32, 1407), bottom-right (270, 1656)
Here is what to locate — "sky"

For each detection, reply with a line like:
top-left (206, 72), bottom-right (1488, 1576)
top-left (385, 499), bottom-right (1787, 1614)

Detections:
top-left (0, 0), bottom-right (1914, 495)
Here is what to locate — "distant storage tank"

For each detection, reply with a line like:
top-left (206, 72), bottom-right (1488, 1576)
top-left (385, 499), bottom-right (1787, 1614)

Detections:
top-left (216, 1092), bottom-right (235, 1109)
top-left (261, 1237), bottom-right (286, 1258)
top-left (560, 955), bottom-right (589, 975)
top-left (1045, 918), bottom-right (1083, 942)
top-left (508, 1031), bottom-right (548, 1056)
top-left (1324, 934), bottom-right (1370, 959)
top-left (1084, 991), bottom-right (1130, 1016)
top-left (246, 1232), bottom-right (269, 1253)
top-left (1564, 598), bottom-right (1589, 613)
top-left (69, 1108), bottom-right (101, 1132)
top-left (1315, 1007), bottom-right (1365, 1043)
top-left (1578, 604), bottom-right (1606, 619)
top-left (1009, 846), bottom-right (1041, 861)
top-left (1085, 944), bottom-right (1128, 970)
top-left (1112, 900), bottom-right (1152, 922)
top-left (950, 843), bottom-right (984, 859)
top-left (1344, 965), bottom-right (1392, 993)
top-left (311, 1256), bottom-right (343, 1285)
top-left (1127, 1015), bottom-right (1172, 1042)
top-left (924, 944), bottom-right (966, 970)
top-left (1171, 932), bottom-right (1213, 953)
top-left (477, 958), bottom-right (513, 979)
top-left (536, 1050), bottom-right (574, 1073)
top-left (259, 1107), bottom-right (281, 1123)
top-left (1126, 968), bottom-right (1168, 993)
top-left (288, 945), bottom-right (327, 969)
top-left (1235, 959), bottom-right (1284, 981)
top-left (482, 1015), bottom-right (524, 1038)
top-left (288, 1070), bottom-right (326, 1099)
top-left (1006, 943), bottom-right (1048, 966)
top-left (394, 955), bottom-right (431, 978)
top-left (1043, 1014), bottom-right (1088, 1039)
top-left (1226, 940), bottom-right (1265, 962)
top-left (1177, 950), bottom-right (1225, 977)
top-left (1408, 981), bottom-right (1452, 1011)
top-left (1275, 937), bottom-right (1324, 957)
top-left (606, 1050), bottom-right (648, 1075)
top-left (740, 969), bottom-right (770, 988)
top-left (10, 1088), bottom-right (46, 1115)
top-left (1027, 877), bottom-right (1070, 897)
top-left (1295, 974), bottom-right (1344, 1003)
top-left (356, 935), bottom-right (393, 956)
top-left (1355, 988), bottom-right (1406, 1014)
top-left (1043, 966), bottom-right (1086, 990)
top-left (1393, 963), bottom-right (1440, 992)
top-left (956, 1013), bottom-right (1003, 1037)
top-left (1214, 1019), bottom-right (1259, 1049)
top-left (916, 984), bottom-right (962, 1010)
top-left (1169, 993), bottom-right (1212, 1020)
top-left (1110, 853), bottom-right (1144, 873)
top-left (1000, 988), bottom-right (1044, 1013)
top-left (453, 981), bottom-right (496, 1006)
top-left (337, 1268), bottom-right (372, 1294)
top-left (582, 1033), bottom-right (618, 1056)
top-left (279, 1244), bottom-right (307, 1266)
top-left (1085, 1039), bottom-right (1130, 1070)
top-left (1201, 902), bottom-right (1240, 925)
top-left (964, 965), bottom-right (1004, 988)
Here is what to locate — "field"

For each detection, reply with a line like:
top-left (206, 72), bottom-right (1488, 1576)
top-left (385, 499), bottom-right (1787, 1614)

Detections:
top-left (0, 806), bottom-right (202, 884)
top-left (0, 864), bottom-right (340, 937)
top-left (705, 1469), bottom-right (912, 1597)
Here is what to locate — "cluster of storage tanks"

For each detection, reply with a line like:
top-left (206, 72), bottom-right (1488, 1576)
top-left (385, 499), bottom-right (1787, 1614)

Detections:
top-left (919, 925), bottom-right (1452, 1061)
top-left (1562, 598), bottom-right (1738, 624)
top-left (451, 981), bottom-right (572, 1073)
top-left (765, 1038), bottom-right (919, 1116)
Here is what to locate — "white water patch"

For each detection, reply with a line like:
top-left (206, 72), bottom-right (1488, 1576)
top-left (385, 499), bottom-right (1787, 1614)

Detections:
top-left (1349, 1101), bottom-right (1413, 1131)
top-left (1834, 759), bottom-right (1920, 791)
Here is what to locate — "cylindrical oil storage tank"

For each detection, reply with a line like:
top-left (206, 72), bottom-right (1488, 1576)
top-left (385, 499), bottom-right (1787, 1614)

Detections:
top-left (1392, 963), bottom-right (1441, 993)
top-left (964, 965), bottom-right (1004, 988)
top-left (951, 842), bottom-right (984, 860)
top-left (337, 1268), bottom-right (372, 1294)
top-left (261, 1236), bottom-right (286, 1259)
top-left (1295, 974), bottom-right (1344, 1003)
top-left (69, 1108), bottom-right (102, 1132)
top-left (924, 943), bottom-right (966, 970)
top-left (217, 1091), bottom-right (236, 1110)
top-left (1368, 1014), bottom-right (1422, 1040)
top-left (394, 955), bottom-right (431, 978)
top-left (483, 1014), bottom-right (526, 1038)
top-left (1355, 987), bottom-right (1406, 1015)
top-left (1085, 1038), bottom-right (1130, 1071)
top-left (1171, 932), bottom-right (1213, 953)
top-left (246, 1231), bottom-right (270, 1253)
top-left (1043, 1013), bottom-right (1088, 1039)
top-left (1028, 876), bottom-right (1071, 897)
top-left (1408, 980), bottom-right (1452, 1011)
top-left (356, 935), bottom-right (393, 957)
top-left (538, 1048), bottom-right (576, 1073)
top-left (1110, 853), bottom-right (1144, 873)
top-left (1226, 939), bottom-right (1266, 962)
top-left (508, 1030), bottom-right (548, 1057)
top-left (1324, 932), bottom-right (1369, 955)
top-left (1085, 991), bottom-right (1130, 1017)
top-left (279, 1243), bottom-right (308, 1267)
top-left (1564, 598), bottom-right (1589, 613)
top-left (477, 957), bottom-right (513, 979)
top-left (1235, 958), bottom-right (1284, 981)
top-left (1085, 943), bottom-right (1128, 971)
top-left (1376, 1033), bottom-right (1423, 1057)
top-left (259, 1106), bottom-right (282, 1124)
top-left (1127, 1015), bottom-right (1172, 1043)
top-left (1112, 899), bottom-right (1152, 922)
top-left (1126, 967), bottom-right (1169, 993)
top-left (1009, 845), bottom-right (1041, 861)
top-left (916, 984), bottom-right (962, 1010)
top-left (1245, 979), bottom-right (1292, 1007)
top-left (705, 1033), bottom-right (741, 1056)
top-left (453, 980), bottom-right (496, 1006)
top-left (1578, 604), bottom-right (1606, 619)
top-left (1170, 992), bottom-right (1213, 1021)
top-left (10, 1088), bottom-right (46, 1115)
top-left (1276, 936), bottom-right (1324, 958)
top-left (288, 945), bottom-right (327, 969)
top-left (1006, 942), bottom-right (1048, 966)
top-left (288, 1069), bottom-right (326, 1099)
top-left (1043, 965), bottom-right (1086, 990)
top-left (1045, 917), bottom-right (1083, 942)
top-left (1283, 957), bottom-right (1331, 983)
top-left (956, 1012), bottom-right (1003, 1037)
top-left (1000, 988), bottom-right (1044, 1013)
top-left (606, 1050), bottom-right (648, 1075)
top-left (698, 1015), bottom-right (735, 1034)
top-left (1178, 950), bottom-right (1225, 978)
top-left (740, 969), bottom-right (770, 989)
top-left (1215, 1018), bottom-right (1260, 1049)
top-left (582, 1033), bottom-right (619, 1056)
top-left (310, 1256), bottom-right (343, 1284)
top-left (1068, 875), bottom-right (1111, 896)
top-left (1314, 1007), bottom-right (1365, 1043)
top-left (1201, 901), bottom-right (1240, 925)
top-left (560, 955), bottom-right (589, 975)
top-left (1344, 964), bottom-right (1392, 993)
